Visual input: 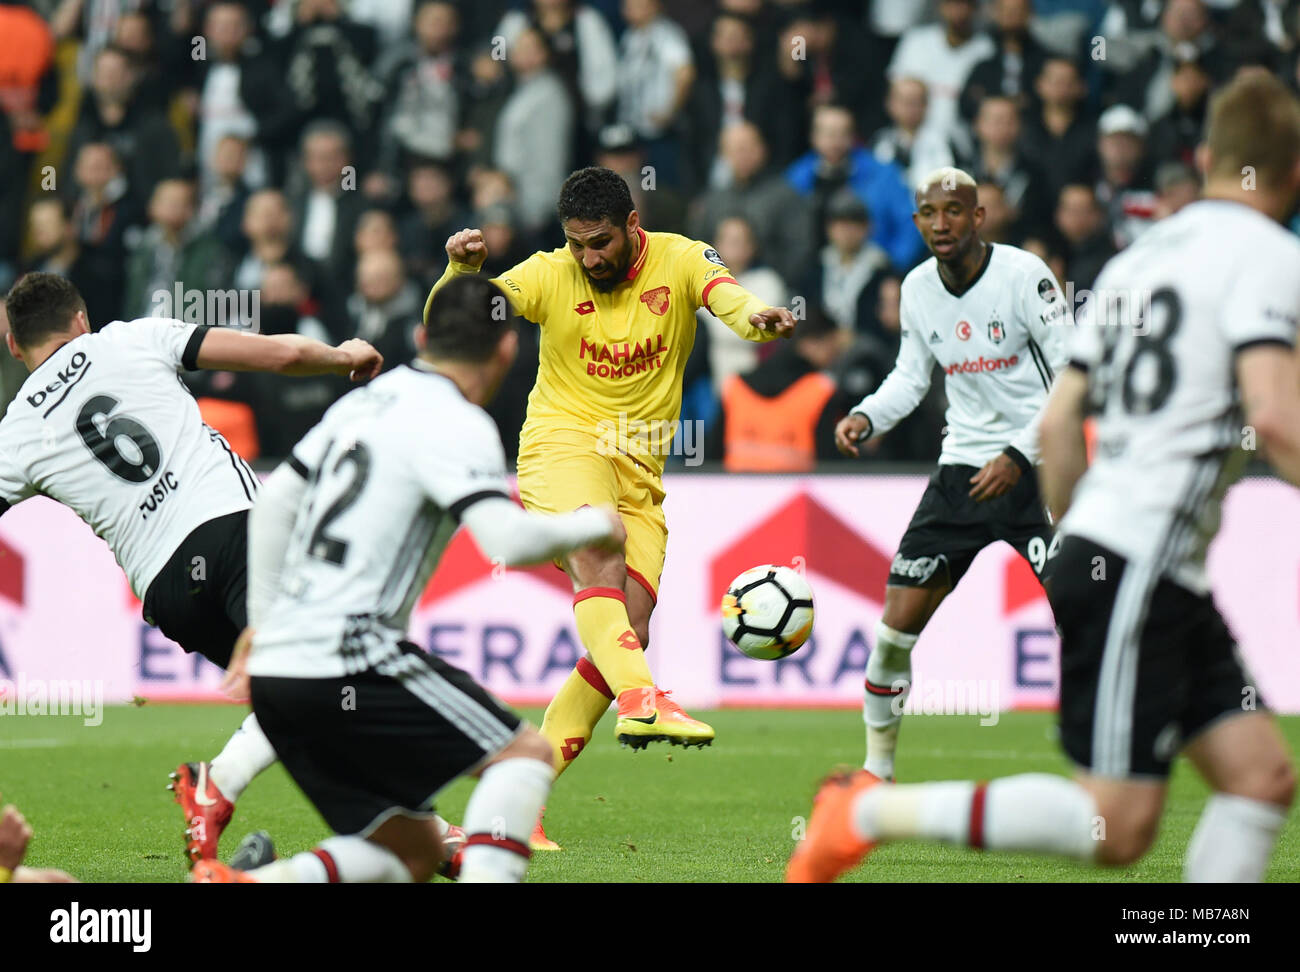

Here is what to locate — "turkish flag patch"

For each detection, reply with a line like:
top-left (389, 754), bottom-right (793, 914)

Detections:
top-left (640, 285), bottom-right (670, 316)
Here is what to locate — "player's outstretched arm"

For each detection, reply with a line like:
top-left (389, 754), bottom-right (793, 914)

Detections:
top-left (195, 329), bottom-right (383, 381)
top-left (1038, 366), bottom-right (1089, 521)
top-left (1238, 344), bottom-right (1300, 487)
top-left (460, 499), bottom-right (624, 567)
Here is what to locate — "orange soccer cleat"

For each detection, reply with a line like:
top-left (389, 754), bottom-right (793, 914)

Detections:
top-left (191, 860), bottom-right (257, 883)
top-left (167, 762), bottom-right (234, 865)
top-left (785, 769), bottom-right (883, 883)
top-left (614, 686), bottom-right (714, 749)
top-left (529, 808), bottom-right (562, 852)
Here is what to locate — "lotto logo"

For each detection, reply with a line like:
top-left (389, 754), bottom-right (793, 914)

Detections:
top-left (561, 737), bottom-right (587, 761)
top-left (618, 629), bottom-right (640, 650)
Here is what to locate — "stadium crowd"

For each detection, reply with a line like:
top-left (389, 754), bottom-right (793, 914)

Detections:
top-left (0, 0), bottom-right (1292, 465)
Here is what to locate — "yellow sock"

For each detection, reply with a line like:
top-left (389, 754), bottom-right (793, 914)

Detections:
top-left (540, 658), bottom-right (614, 778)
top-left (572, 587), bottom-right (653, 697)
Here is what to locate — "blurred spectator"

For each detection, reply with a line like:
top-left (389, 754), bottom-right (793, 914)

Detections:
top-left (398, 160), bottom-right (468, 286)
top-left (688, 121), bottom-right (812, 283)
top-left (282, 0), bottom-right (383, 153)
top-left (66, 46), bottom-right (181, 208)
top-left (496, 0), bottom-right (619, 143)
top-left (959, 0), bottom-right (1049, 120)
top-left (1109, 0), bottom-right (1225, 120)
top-left (963, 95), bottom-right (1051, 239)
top-left (233, 188), bottom-right (344, 337)
top-left (354, 209), bottom-right (399, 258)
top-left (776, 6), bottom-right (891, 163)
top-left (1095, 103), bottom-right (1157, 249)
top-left (478, 202), bottom-right (535, 277)
top-left (616, 0), bottom-right (695, 189)
top-left (1055, 182), bottom-right (1115, 292)
top-left (350, 0), bottom-right (417, 46)
top-left (1224, 0), bottom-right (1299, 72)
top-left (123, 178), bottom-right (231, 320)
top-left (455, 47), bottom-right (511, 174)
top-left (68, 141), bottom-right (137, 324)
top-left (346, 249), bottom-right (422, 371)
top-left (684, 11), bottom-right (788, 192)
top-left (289, 121), bottom-right (366, 285)
top-left (1020, 57), bottom-right (1098, 208)
top-left (194, 1), bottom-right (296, 191)
top-left (0, 1), bottom-right (57, 172)
top-left (467, 167), bottom-right (518, 214)
top-left (21, 197), bottom-right (106, 320)
top-left (801, 189), bottom-right (893, 339)
top-left (694, 215), bottom-right (788, 398)
top-left (494, 27), bottom-right (574, 232)
top-left (707, 309), bottom-right (850, 471)
top-left (1146, 50), bottom-right (1212, 168)
top-left (976, 181), bottom-right (1016, 243)
top-left (194, 134), bottom-right (253, 256)
top-left (594, 124), bottom-right (688, 236)
top-left (871, 77), bottom-right (959, 191)
top-left (375, 1), bottom-right (468, 170)
top-left (887, 0), bottom-right (994, 148)
top-left (1020, 233), bottom-right (1069, 294)
top-left (787, 104), bottom-right (922, 270)
top-left (111, 9), bottom-right (172, 113)
top-left (1152, 160), bottom-right (1200, 220)
top-left (51, 0), bottom-right (146, 83)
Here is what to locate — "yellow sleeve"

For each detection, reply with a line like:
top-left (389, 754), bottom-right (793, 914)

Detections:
top-left (685, 240), bottom-right (777, 343)
top-left (423, 252), bottom-right (552, 326)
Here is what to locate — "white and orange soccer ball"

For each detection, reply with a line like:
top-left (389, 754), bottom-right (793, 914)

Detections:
top-left (721, 565), bottom-right (815, 661)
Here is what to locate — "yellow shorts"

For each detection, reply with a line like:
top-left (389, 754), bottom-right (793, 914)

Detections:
top-left (516, 429), bottom-right (666, 602)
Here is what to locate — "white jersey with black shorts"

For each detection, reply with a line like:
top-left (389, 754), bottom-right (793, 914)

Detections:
top-left (247, 362), bottom-right (610, 837)
top-left (0, 319), bottom-right (256, 665)
top-left (849, 243), bottom-right (1071, 588)
top-left (1052, 199), bottom-right (1300, 779)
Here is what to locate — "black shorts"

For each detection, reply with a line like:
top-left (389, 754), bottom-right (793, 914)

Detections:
top-left (888, 463), bottom-right (1057, 588)
top-left (141, 510), bottom-right (249, 669)
top-left (1050, 536), bottom-right (1260, 780)
top-left (250, 642), bottom-right (524, 836)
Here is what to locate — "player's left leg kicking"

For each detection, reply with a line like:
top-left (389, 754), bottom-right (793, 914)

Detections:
top-left (194, 642), bottom-right (552, 883)
top-left (788, 536), bottom-right (1295, 883)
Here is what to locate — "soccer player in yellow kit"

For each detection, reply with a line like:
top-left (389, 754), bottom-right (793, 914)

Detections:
top-left (426, 167), bottom-right (795, 848)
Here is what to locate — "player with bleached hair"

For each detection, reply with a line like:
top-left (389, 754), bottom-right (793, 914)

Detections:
top-left (790, 70), bottom-right (1300, 884)
top-left (830, 164), bottom-right (1070, 784)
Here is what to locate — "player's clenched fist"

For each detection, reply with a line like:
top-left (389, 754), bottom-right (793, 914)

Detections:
top-left (0, 800), bottom-right (33, 870)
top-left (336, 338), bottom-right (384, 381)
top-left (835, 413), bottom-right (872, 457)
top-left (445, 228), bottom-right (488, 269)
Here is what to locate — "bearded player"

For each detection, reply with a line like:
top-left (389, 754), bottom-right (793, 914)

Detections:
top-left (426, 166), bottom-right (795, 849)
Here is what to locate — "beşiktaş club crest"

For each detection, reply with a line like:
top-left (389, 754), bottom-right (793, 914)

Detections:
top-left (987, 311), bottom-right (1006, 345)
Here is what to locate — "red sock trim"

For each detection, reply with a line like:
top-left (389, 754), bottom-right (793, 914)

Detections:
top-left (465, 833), bottom-right (531, 859)
top-left (625, 566), bottom-right (658, 606)
top-left (573, 586), bottom-right (627, 607)
top-left (312, 847), bottom-right (341, 883)
top-left (864, 679), bottom-right (907, 696)
top-left (969, 782), bottom-right (988, 851)
top-left (576, 655), bottom-right (614, 699)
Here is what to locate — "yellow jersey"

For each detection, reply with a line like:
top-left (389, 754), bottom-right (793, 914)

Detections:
top-left (425, 228), bottom-right (777, 474)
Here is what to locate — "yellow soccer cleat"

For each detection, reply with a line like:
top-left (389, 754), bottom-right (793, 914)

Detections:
top-left (614, 687), bottom-right (715, 749)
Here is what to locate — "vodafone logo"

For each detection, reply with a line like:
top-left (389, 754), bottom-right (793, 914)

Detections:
top-left (945, 354), bottom-right (1019, 376)
top-left (955, 320), bottom-right (972, 341)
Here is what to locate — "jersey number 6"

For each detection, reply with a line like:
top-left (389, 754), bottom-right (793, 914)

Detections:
top-left (75, 394), bottom-right (164, 483)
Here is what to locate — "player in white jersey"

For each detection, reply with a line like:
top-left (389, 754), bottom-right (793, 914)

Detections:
top-left (0, 272), bottom-right (383, 865)
top-left (788, 72), bottom-right (1300, 883)
top-left (194, 275), bottom-right (623, 883)
top-left (831, 167), bottom-right (1070, 782)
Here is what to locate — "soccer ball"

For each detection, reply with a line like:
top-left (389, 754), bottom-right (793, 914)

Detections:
top-left (721, 565), bottom-right (815, 660)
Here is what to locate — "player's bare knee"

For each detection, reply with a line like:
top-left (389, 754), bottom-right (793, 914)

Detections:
top-left (1227, 757), bottom-right (1296, 808)
top-left (568, 547), bottom-right (626, 591)
top-left (1095, 816), bottom-right (1159, 867)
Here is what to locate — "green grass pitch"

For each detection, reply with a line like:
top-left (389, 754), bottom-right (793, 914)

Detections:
top-left (4, 705), bottom-right (1298, 882)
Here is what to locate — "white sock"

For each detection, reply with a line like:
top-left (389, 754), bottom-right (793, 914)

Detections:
top-left (458, 757), bottom-right (554, 883)
top-left (1184, 794), bottom-right (1287, 883)
top-left (854, 773), bottom-right (1099, 861)
top-left (250, 835), bottom-right (411, 883)
top-left (863, 622), bottom-right (917, 779)
top-left (208, 713), bottom-right (277, 802)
